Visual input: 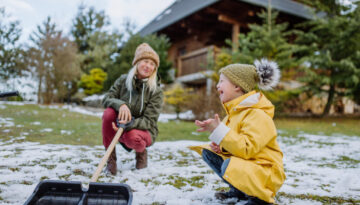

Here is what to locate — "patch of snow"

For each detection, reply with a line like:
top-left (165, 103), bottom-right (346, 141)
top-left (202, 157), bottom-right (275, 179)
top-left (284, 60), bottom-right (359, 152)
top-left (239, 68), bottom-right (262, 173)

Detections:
top-left (82, 94), bottom-right (105, 102)
top-left (60, 130), bottom-right (73, 135)
top-left (277, 133), bottom-right (360, 199)
top-left (0, 117), bottom-right (14, 127)
top-left (31, 121), bottom-right (41, 125)
top-left (0, 101), bottom-right (35, 106)
top-left (61, 105), bottom-right (103, 118)
top-left (40, 128), bottom-right (53, 132)
top-left (158, 110), bottom-right (195, 122)
top-left (46, 105), bottom-right (60, 109)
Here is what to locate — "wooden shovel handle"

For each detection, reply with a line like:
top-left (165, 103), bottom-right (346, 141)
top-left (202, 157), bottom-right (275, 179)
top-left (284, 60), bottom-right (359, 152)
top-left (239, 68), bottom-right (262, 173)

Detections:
top-left (90, 127), bottom-right (124, 182)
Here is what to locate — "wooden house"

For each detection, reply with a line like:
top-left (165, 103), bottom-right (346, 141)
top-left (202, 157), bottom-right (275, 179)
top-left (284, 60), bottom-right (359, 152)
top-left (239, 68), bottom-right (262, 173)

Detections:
top-left (139, 0), bottom-right (313, 92)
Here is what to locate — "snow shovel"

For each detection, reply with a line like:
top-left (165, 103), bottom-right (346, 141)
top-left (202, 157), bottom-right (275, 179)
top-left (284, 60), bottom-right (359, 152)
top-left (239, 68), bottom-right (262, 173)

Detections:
top-left (24, 119), bottom-right (134, 205)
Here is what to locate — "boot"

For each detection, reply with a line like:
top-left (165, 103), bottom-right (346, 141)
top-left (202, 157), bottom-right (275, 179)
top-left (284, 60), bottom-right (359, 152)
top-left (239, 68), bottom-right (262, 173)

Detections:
top-left (135, 149), bottom-right (147, 169)
top-left (105, 147), bottom-right (117, 175)
top-left (215, 187), bottom-right (247, 201)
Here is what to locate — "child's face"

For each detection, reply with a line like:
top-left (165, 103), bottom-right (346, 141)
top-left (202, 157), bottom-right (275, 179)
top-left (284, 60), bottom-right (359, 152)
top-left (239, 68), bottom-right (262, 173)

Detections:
top-left (216, 74), bottom-right (241, 103)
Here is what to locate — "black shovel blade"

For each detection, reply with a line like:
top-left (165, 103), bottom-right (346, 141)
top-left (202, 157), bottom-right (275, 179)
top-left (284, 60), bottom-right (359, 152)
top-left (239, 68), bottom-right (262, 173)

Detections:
top-left (24, 180), bottom-right (132, 205)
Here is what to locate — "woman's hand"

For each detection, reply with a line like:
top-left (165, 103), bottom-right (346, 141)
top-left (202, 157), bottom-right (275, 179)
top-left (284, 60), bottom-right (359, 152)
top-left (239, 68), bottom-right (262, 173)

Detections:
top-left (112, 122), bottom-right (119, 131)
top-left (195, 114), bottom-right (221, 133)
top-left (210, 142), bottom-right (221, 153)
top-left (118, 104), bottom-right (132, 124)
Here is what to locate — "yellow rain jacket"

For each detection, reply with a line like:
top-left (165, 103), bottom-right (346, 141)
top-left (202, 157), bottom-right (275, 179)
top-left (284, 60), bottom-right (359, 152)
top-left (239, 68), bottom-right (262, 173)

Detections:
top-left (189, 91), bottom-right (285, 203)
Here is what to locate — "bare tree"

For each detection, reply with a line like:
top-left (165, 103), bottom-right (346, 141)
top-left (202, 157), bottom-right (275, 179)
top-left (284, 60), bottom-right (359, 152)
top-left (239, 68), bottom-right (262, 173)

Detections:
top-left (27, 17), bottom-right (81, 104)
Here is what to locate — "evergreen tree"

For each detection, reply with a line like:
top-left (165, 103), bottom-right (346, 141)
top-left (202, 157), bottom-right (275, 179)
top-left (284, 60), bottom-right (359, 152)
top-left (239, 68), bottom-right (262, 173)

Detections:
top-left (80, 30), bottom-right (122, 73)
top-left (71, 5), bottom-right (109, 53)
top-left (230, 9), bottom-right (300, 79)
top-left (295, 1), bottom-right (360, 116)
top-left (0, 7), bottom-right (23, 80)
top-left (206, 7), bottom-right (302, 114)
top-left (71, 5), bottom-right (122, 73)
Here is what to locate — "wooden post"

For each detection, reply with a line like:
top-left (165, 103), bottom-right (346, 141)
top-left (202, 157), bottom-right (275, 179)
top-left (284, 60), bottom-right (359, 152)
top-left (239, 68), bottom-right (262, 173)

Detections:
top-left (232, 23), bottom-right (239, 52)
top-left (218, 14), bottom-right (240, 52)
top-left (177, 57), bottom-right (182, 77)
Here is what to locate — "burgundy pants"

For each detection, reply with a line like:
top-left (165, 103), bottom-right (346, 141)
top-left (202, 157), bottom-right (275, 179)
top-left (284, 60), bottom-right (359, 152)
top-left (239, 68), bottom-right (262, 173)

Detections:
top-left (102, 108), bottom-right (152, 153)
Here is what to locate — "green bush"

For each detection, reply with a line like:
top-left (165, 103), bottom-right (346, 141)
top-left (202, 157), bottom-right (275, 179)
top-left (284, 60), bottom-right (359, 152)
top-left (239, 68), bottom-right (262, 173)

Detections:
top-left (79, 68), bottom-right (107, 95)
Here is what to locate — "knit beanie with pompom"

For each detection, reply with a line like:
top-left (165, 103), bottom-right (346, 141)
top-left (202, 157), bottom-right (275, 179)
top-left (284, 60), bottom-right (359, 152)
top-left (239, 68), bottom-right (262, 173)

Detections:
top-left (219, 59), bottom-right (281, 92)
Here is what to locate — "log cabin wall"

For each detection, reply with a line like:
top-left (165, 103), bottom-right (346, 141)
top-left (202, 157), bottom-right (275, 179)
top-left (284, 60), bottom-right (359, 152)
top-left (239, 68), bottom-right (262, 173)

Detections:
top-left (140, 0), bottom-right (311, 86)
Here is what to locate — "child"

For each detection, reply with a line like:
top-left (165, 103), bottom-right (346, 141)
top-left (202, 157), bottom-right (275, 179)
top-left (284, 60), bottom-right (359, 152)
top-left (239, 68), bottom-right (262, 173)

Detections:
top-left (190, 59), bottom-right (285, 205)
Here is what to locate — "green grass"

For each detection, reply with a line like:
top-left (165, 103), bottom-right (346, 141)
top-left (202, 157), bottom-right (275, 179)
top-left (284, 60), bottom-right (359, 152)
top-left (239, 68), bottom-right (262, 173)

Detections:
top-left (0, 103), bottom-right (359, 147)
top-left (157, 120), bottom-right (209, 141)
top-left (276, 192), bottom-right (360, 204)
top-left (275, 117), bottom-right (360, 137)
top-left (0, 104), bottom-right (102, 145)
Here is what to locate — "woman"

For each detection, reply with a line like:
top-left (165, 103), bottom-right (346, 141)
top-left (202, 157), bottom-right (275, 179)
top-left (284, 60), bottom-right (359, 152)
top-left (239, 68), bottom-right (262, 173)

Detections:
top-left (102, 43), bottom-right (163, 174)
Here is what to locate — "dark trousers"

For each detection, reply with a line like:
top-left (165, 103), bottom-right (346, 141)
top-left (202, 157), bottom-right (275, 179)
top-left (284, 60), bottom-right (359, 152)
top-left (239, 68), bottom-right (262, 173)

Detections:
top-left (202, 149), bottom-right (272, 205)
top-left (202, 149), bottom-right (246, 195)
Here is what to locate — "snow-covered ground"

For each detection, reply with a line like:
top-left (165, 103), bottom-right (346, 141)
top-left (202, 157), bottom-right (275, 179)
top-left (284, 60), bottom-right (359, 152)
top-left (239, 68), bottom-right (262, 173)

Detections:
top-left (0, 103), bottom-right (359, 204)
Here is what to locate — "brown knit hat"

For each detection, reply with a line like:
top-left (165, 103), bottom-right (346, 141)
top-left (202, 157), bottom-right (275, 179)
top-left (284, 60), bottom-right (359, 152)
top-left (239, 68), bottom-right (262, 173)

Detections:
top-left (132, 43), bottom-right (160, 67)
top-left (219, 59), bottom-right (281, 92)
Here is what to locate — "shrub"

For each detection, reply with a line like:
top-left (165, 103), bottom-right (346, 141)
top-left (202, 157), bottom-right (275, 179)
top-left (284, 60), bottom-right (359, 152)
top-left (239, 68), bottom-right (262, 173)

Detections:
top-left (164, 84), bottom-right (193, 119)
top-left (79, 68), bottom-right (107, 95)
top-left (186, 86), bottom-right (225, 121)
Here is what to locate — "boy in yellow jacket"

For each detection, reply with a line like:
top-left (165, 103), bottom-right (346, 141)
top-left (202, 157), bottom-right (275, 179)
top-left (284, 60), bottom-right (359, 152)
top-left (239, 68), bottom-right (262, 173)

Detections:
top-left (190, 59), bottom-right (285, 204)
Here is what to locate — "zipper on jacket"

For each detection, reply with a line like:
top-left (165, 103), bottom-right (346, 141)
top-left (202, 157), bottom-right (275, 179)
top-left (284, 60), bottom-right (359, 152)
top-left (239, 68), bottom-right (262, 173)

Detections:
top-left (140, 83), bottom-right (145, 113)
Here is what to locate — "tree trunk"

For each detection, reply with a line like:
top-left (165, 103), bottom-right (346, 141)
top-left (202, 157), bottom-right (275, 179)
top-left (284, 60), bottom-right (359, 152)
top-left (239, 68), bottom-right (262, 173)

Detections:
top-left (37, 76), bottom-right (42, 104)
top-left (176, 105), bottom-right (180, 120)
top-left (322, 84), bottom-right (335, 116)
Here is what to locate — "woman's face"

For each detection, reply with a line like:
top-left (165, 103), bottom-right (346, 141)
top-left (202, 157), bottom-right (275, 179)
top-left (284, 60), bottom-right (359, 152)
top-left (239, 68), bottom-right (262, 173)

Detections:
top-left (136, 59), bottom-right (156, 79)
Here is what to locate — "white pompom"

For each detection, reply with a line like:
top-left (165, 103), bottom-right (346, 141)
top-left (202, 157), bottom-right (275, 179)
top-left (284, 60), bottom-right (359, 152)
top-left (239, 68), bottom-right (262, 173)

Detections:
top-left (254, 58), bottom-right (281, 90)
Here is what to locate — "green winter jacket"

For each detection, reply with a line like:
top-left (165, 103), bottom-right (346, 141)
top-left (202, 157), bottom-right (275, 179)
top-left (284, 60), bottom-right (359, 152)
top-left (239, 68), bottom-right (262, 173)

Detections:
top-left (102, 74), bottom-right (163, 144)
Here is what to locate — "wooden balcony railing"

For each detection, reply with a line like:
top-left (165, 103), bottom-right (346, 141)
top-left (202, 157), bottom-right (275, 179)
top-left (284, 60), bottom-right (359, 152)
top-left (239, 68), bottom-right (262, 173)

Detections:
top-left (177, 45), bottom-right (219, 77)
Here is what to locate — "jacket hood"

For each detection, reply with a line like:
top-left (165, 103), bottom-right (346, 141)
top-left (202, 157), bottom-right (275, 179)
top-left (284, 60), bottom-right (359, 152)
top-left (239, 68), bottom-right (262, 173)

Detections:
top-left (223, 91), bottom-right (274, 118)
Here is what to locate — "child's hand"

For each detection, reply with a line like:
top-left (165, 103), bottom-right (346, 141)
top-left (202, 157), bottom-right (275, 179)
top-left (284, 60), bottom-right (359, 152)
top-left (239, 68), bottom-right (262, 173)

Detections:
top-left (195, 114), bottom-right (221, 133)
top-left (210, 142), bottom-right (221, 153)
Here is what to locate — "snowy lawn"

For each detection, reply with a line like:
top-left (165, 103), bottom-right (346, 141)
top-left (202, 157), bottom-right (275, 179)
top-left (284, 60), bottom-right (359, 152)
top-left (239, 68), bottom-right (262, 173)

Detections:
top-left (0, 102), bottom-right (359, 204)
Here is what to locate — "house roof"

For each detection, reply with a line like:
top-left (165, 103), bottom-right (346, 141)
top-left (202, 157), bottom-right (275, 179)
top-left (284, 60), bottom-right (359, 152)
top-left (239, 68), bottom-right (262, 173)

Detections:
top-left (139, 0), bottom-right (314, 36)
